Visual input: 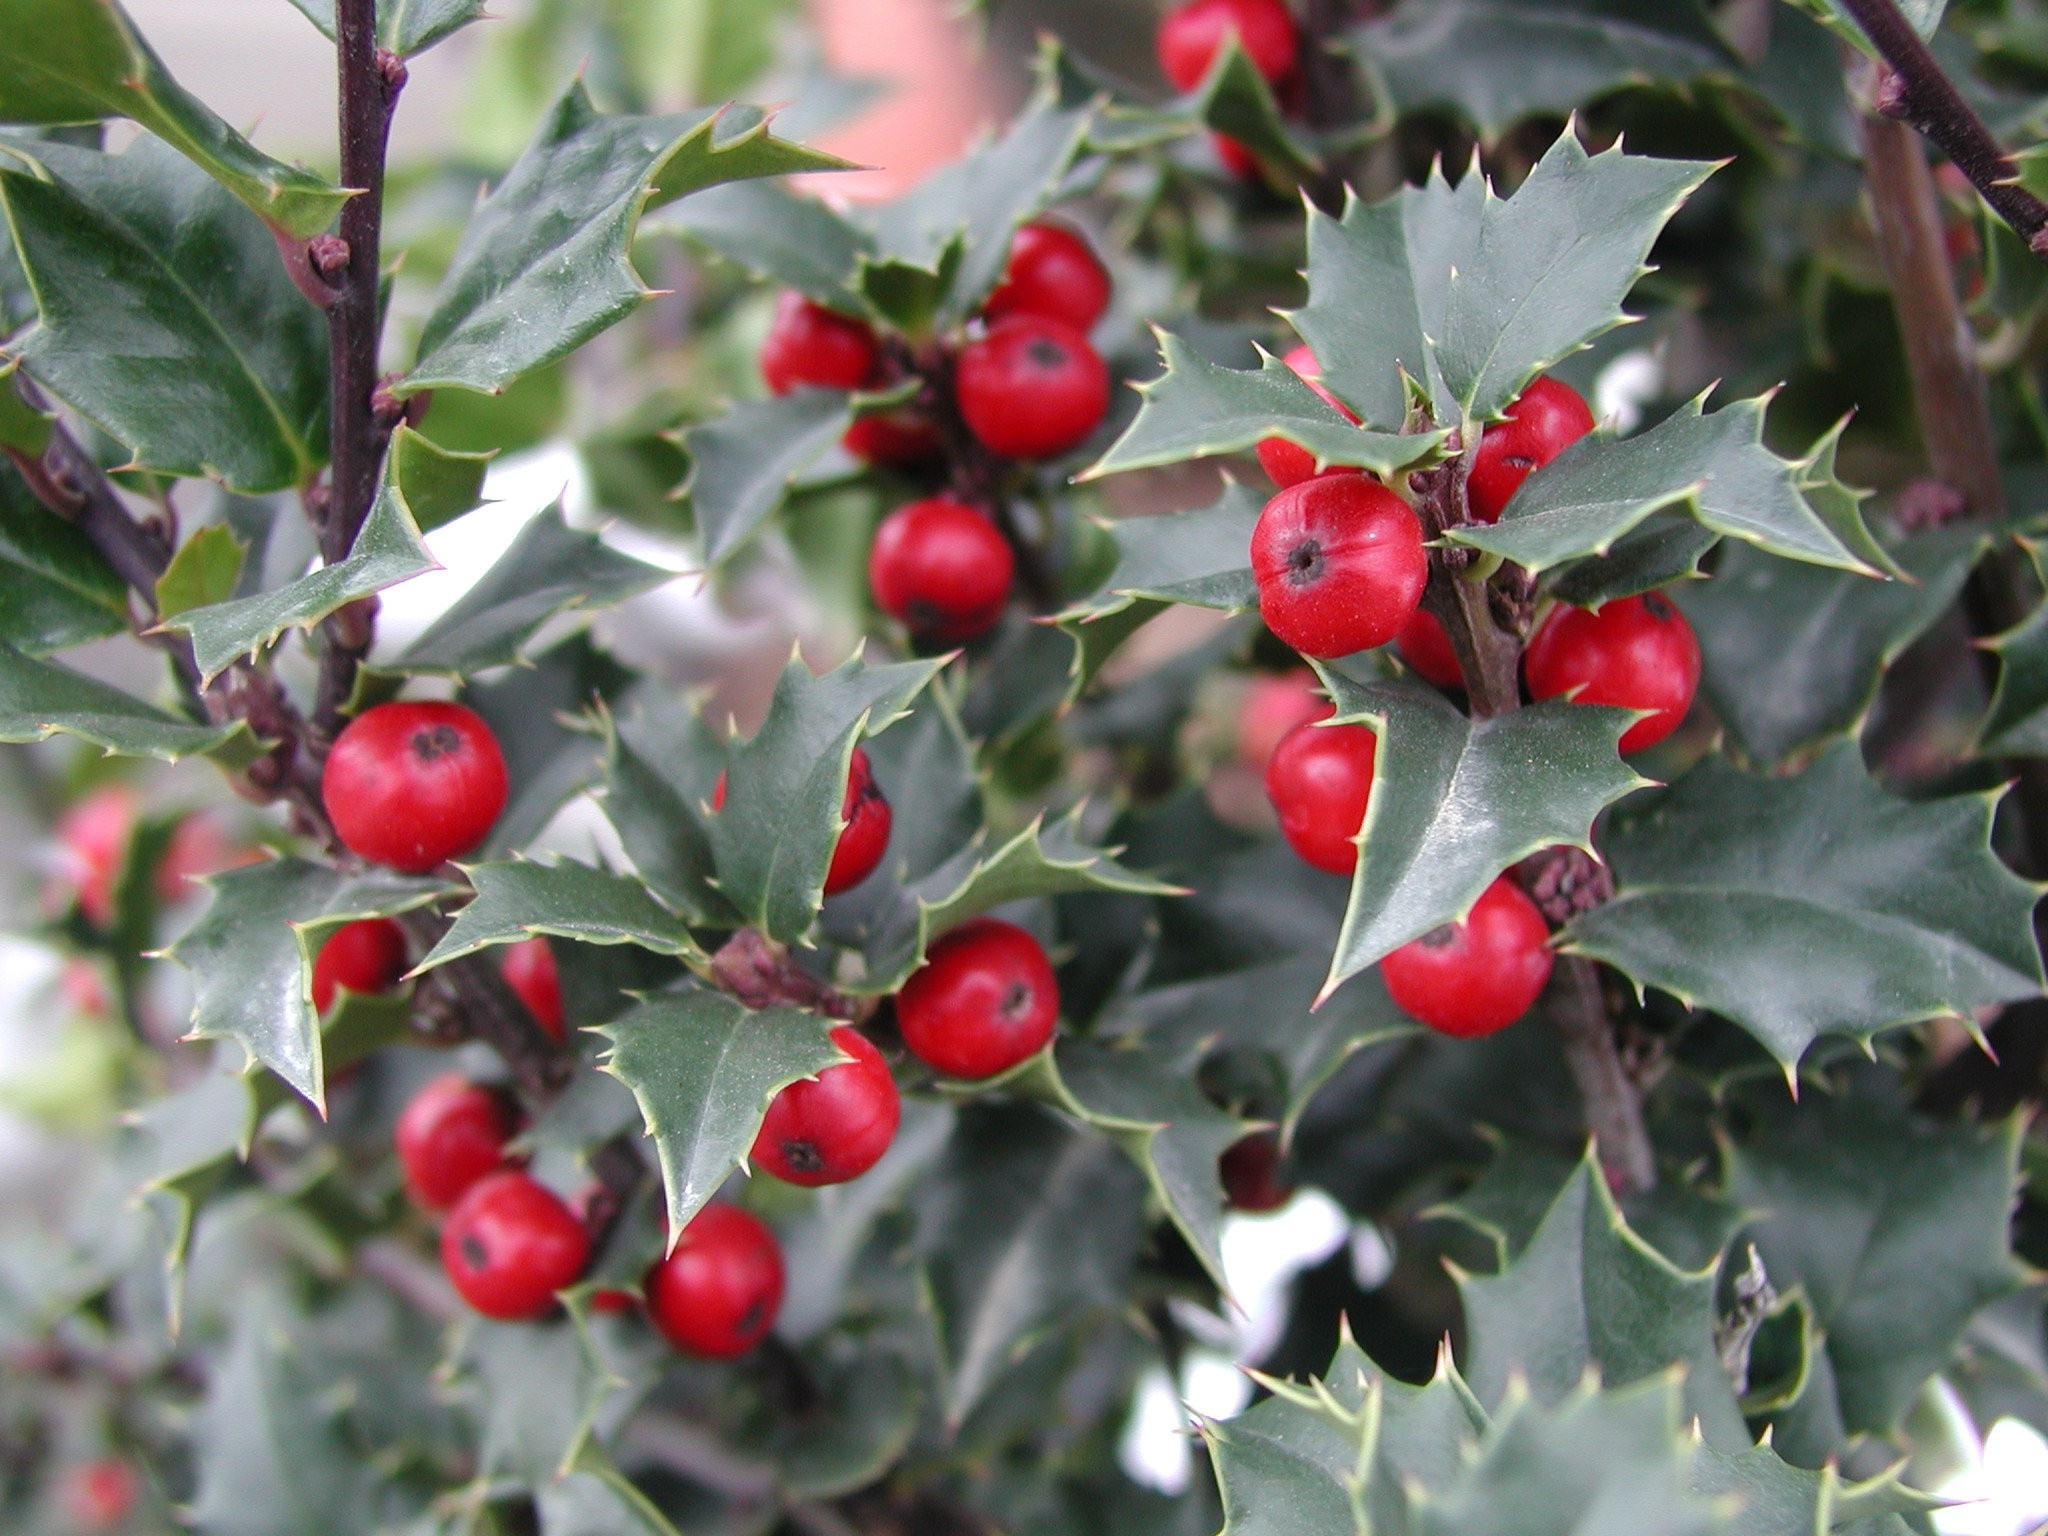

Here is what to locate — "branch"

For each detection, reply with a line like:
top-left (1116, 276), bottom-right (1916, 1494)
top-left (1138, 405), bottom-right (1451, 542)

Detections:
top-left (579, 1131), bottom-right (648, 1264)
top-left (397, 909), bottom-right (574, 1100)
top-left (1550, 955), bottom-right (1658, 1195)
top-left (1839, 0), bottom-right (2048, 259)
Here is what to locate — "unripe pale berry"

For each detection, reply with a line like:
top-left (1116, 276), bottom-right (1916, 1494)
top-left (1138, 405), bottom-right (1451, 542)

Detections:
top-left (869, 497), bottom-right (1014, 643)
top-left (955, 315), bottom-right (1110, 461)
top-left (1264, 719), bottom-right (1376, 875)
top-left (396, 1072), bottom-right (518, 1211)
top-left (896, 917), bottom-right (1060, 1080)
top-left (1157, 0), bottom-right (1300, 93)
top-left (1257, 345), bottom-right (1360, 489)
top-left (760, 291), bottom-right (878, 395)
top-left (1251, 477), bottom-right (1427, 658)
top-left (1237, 667), bottom-right (1333, 769)
top-left (1466, 375), bottom-right (1595, 524)
top-left (440, 1169), bottom-right (589, 1320)
top-left (311, 917), bottom-right (408, 1015)
top-left (986, 220), bottom-right (1112, 332)
top-left (1395, 608), bottom-right (1463, 691)
top-left (646, 1203), bottom-right (785, 1358)
top-left (1220, 1132), bottom-right (1293, 1212)
top-left (1523, 591), bottom-right (1701, 753)
top-left (323, 702), bottom-right (508, 873)
top-left (713, 747), bottom-right (892, 896)
top-left (499, 936), bottom-right (565, 1042)
top-left (753, 1026), bottom-right (900, 1186)
top-left (1380, 876), bottom-right (1554, 1038)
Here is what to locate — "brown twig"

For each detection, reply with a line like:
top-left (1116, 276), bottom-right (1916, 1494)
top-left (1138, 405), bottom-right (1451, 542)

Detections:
top-left (1549, 955), bottom-right (1658, 1195)
top-left (400, 908), bottom-right (574, 1099)
top-left (579, 1131), bottom-right (649, 1265)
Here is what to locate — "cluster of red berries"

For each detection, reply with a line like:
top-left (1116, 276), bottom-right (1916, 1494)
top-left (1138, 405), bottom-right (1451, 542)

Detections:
top-left (761, 219), bottom-right (1114, 647)
top-left (1156, 0), bottom-right (1303, 179)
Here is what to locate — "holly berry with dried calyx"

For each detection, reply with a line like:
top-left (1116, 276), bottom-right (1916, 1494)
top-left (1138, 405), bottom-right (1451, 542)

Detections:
top-left (1251, 476), bottom-right (1428, 658)
top-left (311, 917), bottom-right (408, 1015)
top-left (396, 1072), bottom-right (519, 1211)
top-left (955, 314), bottom-right (1111, 461)
top-left (713, 746), bottom-right (892, 897)
top-left (1380, 875), bottom-right (1554, 1038)
top-left (1265, 717), bottom-right (1376, 875)
top-left (439, 1168), bottom-right (590, 1320)
top-left (1466, 373), bottom-right (1596, 524)
top-left (1523, 591), bottom-right (1702, 753)
top-left (753, 1025), bottom-right (900, 1186)
top-left (1259, 345), bottom-right (1361, 489)
top-left (869, 496), bottom-right (1016, 644)
top-left (646, 1202), bottom-right (785, 1359)
top-left (323, 701), bottom-right (508, 873)
top-left (896, 916), bottom-right (1060, 1079)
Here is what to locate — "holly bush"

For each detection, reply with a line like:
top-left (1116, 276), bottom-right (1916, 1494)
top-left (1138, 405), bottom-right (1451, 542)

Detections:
top-left (6, 0), bottom-right (2048, 1531)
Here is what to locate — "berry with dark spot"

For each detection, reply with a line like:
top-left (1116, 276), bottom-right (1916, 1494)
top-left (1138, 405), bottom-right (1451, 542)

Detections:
top-left (1264, 718), bottom-right (1376, 875)
top-left (896, 917), bottom-right (1059, 1080)
top-left (1466, 374), bottom-right (1595, 524)
top-left (439, 1169), bottom-right (589, 1320)
top-left (1380, 875), bottom-right (1553, 1038)
top-left (322, 702), bottom-right (508, 873)
top-left (1251, 476), bottom-right (1426, 659)
top-left (868, 496), bottom-right (1015, 644)
top-left (311, 917), bottom-right (408, 1015)
top-left (1523, 591), bottom-right (1701, 753)
top-left (645, 1202), bottom-right (785, 1358)
top-left (753, 1026), bottom-right (900, 1186)
top-left (396, 1072), bottom-right (518, 1211)
top-left (955, 315), bottom-right (1110, 461)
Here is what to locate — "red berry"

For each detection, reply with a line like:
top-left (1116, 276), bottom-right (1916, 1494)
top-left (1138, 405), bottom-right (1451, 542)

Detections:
top-left (157, 813), bottom-right (249, 901)
top-left (761, 292), bottom-right (878, 396)
top-left (500, 936), bottom-right (565, 1042)
top-left (311, 917), bottom-right (408, 1015)
top-left (1213, 132), bottom-right (1263, 180)
top-left (645, 1203), bottom-right (785, 1358)
top-left (1380, 876), bottom-right (1554, 1038)
top-left (322, 702), bottom-right (508, 873)
top-left (396, 1073), bottom-right (518, 1211)
top-left (49, 785), bottom-right (135, 929)
top-left (985, 221), bottom-right (1111, 332)
top-left (752, 1026), bottom-right (901, 1186)
top-left (1237, 668), bottom-right (1333, 768)
top-left (1157, 0), bottom-right (1300, 92)
top-left (1251, 477), bottom-right (1427, 659)
top-left (844, 408), bottom-right (943, 466)
top-left (440, 1169), bottom-right (589, 1320)
top-left (955, 315), bottom-right (1110, 461)
top-left (1523, 592), bottom-right (1701, 754)
top-left (868, 496), bottom-right (1015, 642)
top-left (896, 917), bottom-right (1059, 1080)
top-left (1220, 1132), bottom-right (1293, 1212)
top-left (1264, 719), bottom-right (1376, 875)
top-left (825, 748), bottom-right (892, 895)
top-left (589, 1287), bottom-right (640, 1315)
top-left (1258, 345), bottom-right (1360, 489)
top-left (1466, 375), bottom-right (1595, 524)
top-left (60, 1457), bottom-right (137, 1532)
top-left (1396, 608), bottom-right (1463, 691)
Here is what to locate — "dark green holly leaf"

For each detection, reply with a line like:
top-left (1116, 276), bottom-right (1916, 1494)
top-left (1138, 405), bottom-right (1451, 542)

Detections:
top-left (167, 857), bottom-right (446, 1111)
top-left (0, 640), bottom-right (252, 760)
top-left (407, 84), bottom-right (843, 396)
top-left (452, 1306), bottom-right (618, 1486)
top-left (914, 1104), bottom-right (1148, 1426)
top-left (1190, 37), bottom-right (1320, 177)
top-left (599, 701), bottom-right (733, 927)
top-left (1057, 480), bottom-right (1263, 626)
top-left (0, 463), bottom-right (128, 652)
top-left (1677, 523), bottom-right (1985, 766)
top-left (1564, 747), bottom-right (2046, 1064)
top-left (282, 0), bottom-right (486, 57)
top-left (0, 358), bottom-right (52, 454)
top-left (0, 0), bottom-right (349, 237)
top-left (1976, 536), bottom-right (2048, 754)
top-left (154, 524), bottom-right (246, 619)
top-left (416, 859), bottom-right (704, 972)
top-left (765, 1348), bottom-right (922, 1499)
top-left (657, 180), bottom-right (872, 311)
top-left (597, 989), bottom-right (843, 1236)
top-left (1354, 0), bottom-right (1732, 140)
top-left (1291, 135), bottom-right (1715, 429)
top-left (1, 137), bottom-right (330, 493)
top-left (1726, 1094), bottom-right (2027, 1439)
top-left (709, 650), bottom-right (942, 944)
top-left (1458, 1154), bottom-right (1749, 1450)
top-left (1086, 333), bottom-right (1445, 480)
top-left (1691, 1440), bottom-right (1939, 1536)
top-left (385, 424), bottom-right (491, 532)
top-left (163, 476), bottom-right (434, 681)
top-left (1449, 398), bottom-right (1880, 575)
top-left (535, 1454), bottom-right (686, 1536)
top-left (1316, 675), bottom-right (1642, 1000)
top-left (684, 389), bottom-right (857, 568)
top-left (392, 507), bottom-right (669, 675)
top-left (1546, 519), bottom-right (1719, 609)
top-left (125, 1064), bottom-right (256, 1324)
top-left (465, 633), bottom-right (634, 858)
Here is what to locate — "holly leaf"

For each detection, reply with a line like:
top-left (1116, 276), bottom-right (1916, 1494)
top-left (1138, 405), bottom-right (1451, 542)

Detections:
top-left (385, 424), bottom-right (491, 533)
top-left (0, 463), bottom-right (128, 653)
top-left (0, 640), bottom-right (253, 761)
top-left (1458, 1153), bottom-right (1749, 1451)
top-left (1085, 333), bottom-right (1446, 481)
top-left (657, 180), bottom-right (872, 312)
top-left (684, 389), bottom-right (858, 568)
top-left (0, 0), bottom-right (349, 238)
top-left (154, 524), bottom-right (246, 619)
top-left (167, 857), bottom-right (447, 1111)
top-left (1725, 1094), bottom-right (2029, 1439)
top-left (708, 649), bottom-right (943, 944)
top-left (1691, 1440), bottom-right (1941, 1536)
top-left (1563, 747), bottom-right (2047, 1064)
top-left (452, 1305), bottom-right (622, 1486)
top-left (1677, 523), bottom-right (1985, 766)
top-left (1056, 482), bottom-right (1265, 624)
top-left (162, 476), bottom-right (435, 681)
top-left (1190, 37), bottom-right (1321, 177)
top-left (1448, 397), bottom-right (1881, 575)
top-left (0, 137), bottom-right (331, 493)
top-left (768, 1348), bottom-right (921, 1499)
top-left (406, 84), bottom-right (844, 396)
top-left (1799, 0), bottom-right (1949, 50)
top-left (1291, 135), bottom-right (1715, 430)
top-left (1354, 0), bottom-right (1733, 140)
top-left (0, 358), bottom-right (52, 454)
top-left (599, 700), bottom-right (733, 927)
top-left (535, 1453), bottom-right (686, 1536)
top-left (1316, 675), bottom-right (1643, 1001)
top-left (125, 1064), bottom-right (257, 1326)
top-left (391, 507), bottom-right (669, 675)
top-left (597, 989), bottom-right (844, 1237)
top-left (1976, 535), bottom-right (2048, 754)
top-left (416, 859), bottom-right (705, 972)
top-left (913, 1104), bottom-right (1148, 1427)
top-left (464, 633), bottom-right (634, 859)
top-left (1547, 519), bottom-right (1719, 608)
top-left (281, 0), bottom-right (486, 58)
